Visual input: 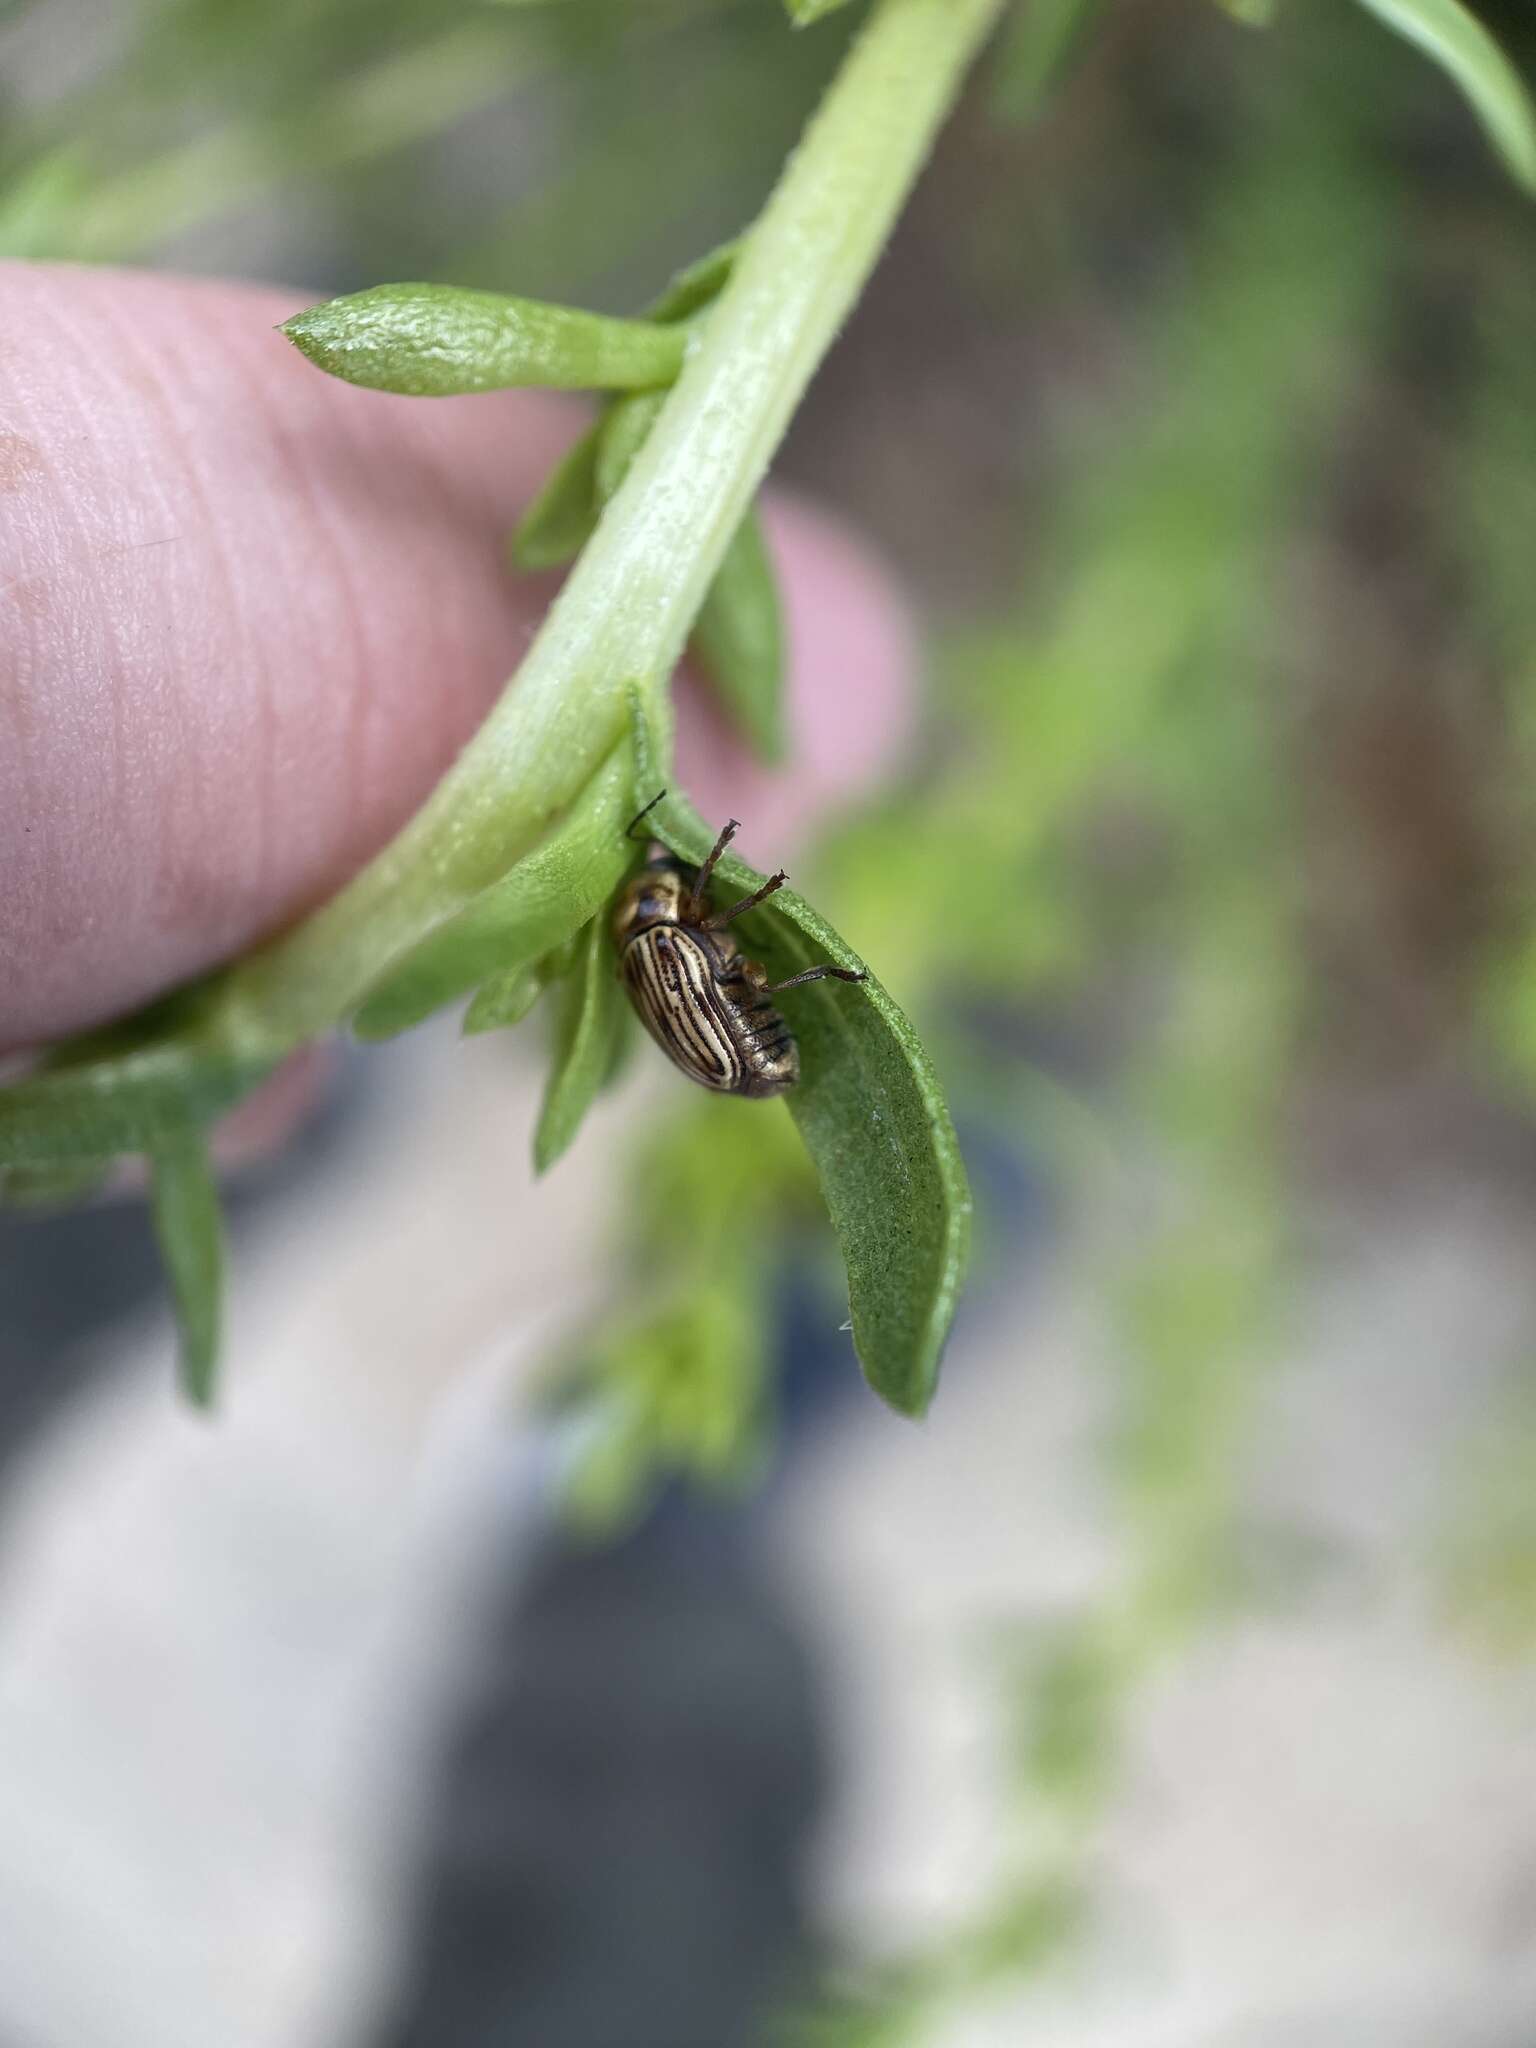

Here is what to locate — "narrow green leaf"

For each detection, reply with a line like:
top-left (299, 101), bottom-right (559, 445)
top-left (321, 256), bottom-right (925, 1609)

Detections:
top-left (1351, 0), bottom-right (1536, 193)
top-left (352, 745), bottom-right (635, 1041)
top-left (281, 283), bottom-right (688, 397)
top-left (690, 508), bottom-right (787, 764)
top-left (0, 1157), bottom-right (115, 1208)
top-left (786, 0), bottom-right (858, 24)
top-left (148, 1130), bottom-right (225, 1409)
top-left (534, 915), bottom-right (626, 1175)
top-left (630, 709), bottom-right (970, 1416)
top-left (0, 1043), bottom-right (269, 1164)
top-left (990, 0), bottom-right (1109, 120)
top-left (605, 1006), bottom-right (640, 1087)
top-left (507, 419), bottom-right (601, 571)
top-left (643, 237), bottom-right (741, 324)
top-left (1210, 0), bottom-right (1276, 24)
top-left (463, 963), bottom-right (545, 1036)
top-left (595, 389), bottom-right (666, 504)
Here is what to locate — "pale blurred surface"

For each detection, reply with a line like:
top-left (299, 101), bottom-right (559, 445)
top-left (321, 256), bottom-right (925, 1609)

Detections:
top-left (2, 1041), bottom-right (1535, 2046)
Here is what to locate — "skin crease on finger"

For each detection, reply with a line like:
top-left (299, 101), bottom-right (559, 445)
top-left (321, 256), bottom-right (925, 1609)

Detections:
top-left (0, 265), bottom-right (915, 1056)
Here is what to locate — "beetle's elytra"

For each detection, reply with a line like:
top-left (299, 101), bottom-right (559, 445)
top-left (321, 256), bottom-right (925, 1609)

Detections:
top-left (612, 793), bottom-right (866, 1099)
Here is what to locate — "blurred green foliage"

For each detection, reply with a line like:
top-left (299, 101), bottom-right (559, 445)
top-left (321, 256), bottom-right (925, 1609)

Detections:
top-left (1439, 1388), bottom-right (1536, 1654)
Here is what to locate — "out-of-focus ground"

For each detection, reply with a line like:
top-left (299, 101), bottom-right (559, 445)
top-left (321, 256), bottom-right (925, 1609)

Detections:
top-left (2, 1039), bottom-right (1535, 2047)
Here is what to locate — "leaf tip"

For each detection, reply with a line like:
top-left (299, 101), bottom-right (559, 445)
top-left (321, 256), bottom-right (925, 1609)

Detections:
top-left (872, 1371), bottom-right (936, 1422)
top-left (278, 306), bottom-right (323, 352)
top-left (178, 1349), bottom-right (220, 1413)
top-left (531, 1130), bottom-right (562, 1178)
top-left (505, 524), bottom-right (570, 574)
top-left (348, 1005), bottom-right (395, 1044)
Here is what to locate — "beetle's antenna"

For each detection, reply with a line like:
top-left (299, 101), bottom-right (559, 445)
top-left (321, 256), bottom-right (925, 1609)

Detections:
top-left (687, 817), bottom-right (740, 918)
top-left (624, 789), bottom-right (667, 841)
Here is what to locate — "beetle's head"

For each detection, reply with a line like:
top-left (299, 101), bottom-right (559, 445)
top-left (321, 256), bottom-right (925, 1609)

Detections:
top-left (613, 857), bottom-right (692, 940)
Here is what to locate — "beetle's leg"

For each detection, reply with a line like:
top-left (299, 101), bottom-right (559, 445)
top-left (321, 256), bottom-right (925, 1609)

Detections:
top-left (624, 789), bottom-right (668, 841)
top-left (704, 870), bottom-right (787, 929)
top-left (687, 817), bottom-right (741, 917)
top-left (756, 962), bottom-right (867, 994)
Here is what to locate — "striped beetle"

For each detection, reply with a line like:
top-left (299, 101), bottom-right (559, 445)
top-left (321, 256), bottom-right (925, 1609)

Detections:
top-left (612, 792), bottom-right (866, 1098)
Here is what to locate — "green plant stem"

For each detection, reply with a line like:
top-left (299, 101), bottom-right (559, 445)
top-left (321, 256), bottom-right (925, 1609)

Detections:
top-left (216, 0), bottom-right (1006, 1054)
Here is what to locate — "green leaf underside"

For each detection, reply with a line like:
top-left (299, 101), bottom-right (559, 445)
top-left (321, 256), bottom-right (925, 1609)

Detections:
top-left (282, 283), bottom-right (688, 397)
top-left (689, 508), bottom-right (786, 763)
top-left (0, 1040), bottom-right (270, 1165)
top-left (990, 0), bottom-right (1110, 118)
top-left (352, 745), bottom-right (635, 1040)
top-left (631, 705), bottom-right (969, 1417)
top-left (534, 914), bottom-right (625, 1175)
top-left (508, 420), bottom-right (601, 570)
top-left (148, 1131), bottom-right (225, 1409)
top-left (595, 388), bottom-right (666, 504)
top-left (463, 964), bottom-right (546, 1036)
top-left (1351, 0), bottom-right (1536, 192)
top-left (643, 237), bottom-right (741, 325)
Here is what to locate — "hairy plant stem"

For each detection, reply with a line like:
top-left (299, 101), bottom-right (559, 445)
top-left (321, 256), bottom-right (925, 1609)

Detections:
top-left (219, 0), bottom-right (1007, 1053)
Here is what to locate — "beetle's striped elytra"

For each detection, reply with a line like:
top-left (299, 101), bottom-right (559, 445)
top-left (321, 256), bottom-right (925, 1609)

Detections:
top-left (611, 794), bottom-right (866, 1099)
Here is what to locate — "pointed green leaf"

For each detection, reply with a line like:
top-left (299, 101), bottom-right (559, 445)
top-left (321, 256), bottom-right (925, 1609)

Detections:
top-left (629, 710), bottom-right (969, 1417)
top-left (990, 0), bottom-right (1109, 120)
top-left (282, 283), bottom-right (688, 396)
top-left (508, 419), bottom-right (601, 570)
top-left (605, 1006), bottom-right (640, 1088)
top-left (352, 746), bottom-right (635, 1041)
top-left (1351, 0), bottom-right (1536, 193)
top-left (690, 508), bottom-right (787, 764)
top-left (463, 963), bottom-right (546, 1036)
top-left (148, 1130), bottom-right (225, 1409)
top-left (643, 237), bottom-right (742, 324)
top-left (534, 914), bottom-right (625, 1175)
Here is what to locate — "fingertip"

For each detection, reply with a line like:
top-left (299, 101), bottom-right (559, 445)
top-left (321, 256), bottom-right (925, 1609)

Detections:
top-left (0, 263), bottom-right (580, 1048)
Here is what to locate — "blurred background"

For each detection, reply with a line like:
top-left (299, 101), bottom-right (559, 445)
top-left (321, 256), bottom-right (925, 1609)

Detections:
top-left (4, 0), bottom-right (1536, 2042)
